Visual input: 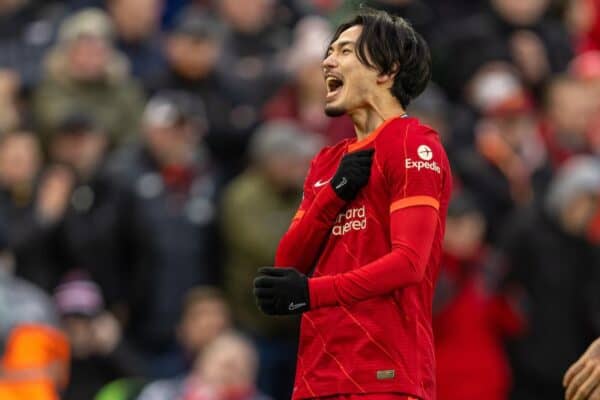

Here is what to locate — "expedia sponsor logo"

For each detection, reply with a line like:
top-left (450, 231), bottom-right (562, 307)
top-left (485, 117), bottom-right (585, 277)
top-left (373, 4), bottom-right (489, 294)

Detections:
top-left (417, 144), bottom-right (433, 161)
top-left (332, 205), bottom-right (367, 236)
top-left (405, 158), bottom-right (441, 174)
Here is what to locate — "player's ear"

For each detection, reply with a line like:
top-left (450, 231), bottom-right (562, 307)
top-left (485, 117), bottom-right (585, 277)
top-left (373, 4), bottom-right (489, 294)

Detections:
top-left (377, 63), bottom-right (399, 86)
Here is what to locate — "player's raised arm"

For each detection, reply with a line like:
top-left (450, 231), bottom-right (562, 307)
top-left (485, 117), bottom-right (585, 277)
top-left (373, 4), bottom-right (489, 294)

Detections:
top-left (273, 149), bottom-right (374, 273)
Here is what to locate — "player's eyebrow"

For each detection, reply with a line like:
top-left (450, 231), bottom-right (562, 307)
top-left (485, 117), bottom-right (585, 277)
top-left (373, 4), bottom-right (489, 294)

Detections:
top-left (327, 40), bottom-right (356, 55)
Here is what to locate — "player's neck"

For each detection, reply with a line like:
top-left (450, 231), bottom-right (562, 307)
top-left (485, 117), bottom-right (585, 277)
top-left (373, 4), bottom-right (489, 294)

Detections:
top-left (349, 97), bottom-right (406, 141)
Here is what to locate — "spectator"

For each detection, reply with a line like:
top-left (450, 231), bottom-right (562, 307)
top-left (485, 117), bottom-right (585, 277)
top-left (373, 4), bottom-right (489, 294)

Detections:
top-left (501, 156), bottom-right (600, 400)
top-left (433, 192), bottom-right (524, 400)
top-left (139, 285), bottom-right (234, 382)
top-left (54, 271), bottom-right (144, 400)
top-left (159, 10), bottom-right (251, 176)
top-left (107, 0), bottom-right (168, 90)
top-left (0, 323), bottom-right (70, 400)
top-left (138, 332), bottom-right (270, 400)
top-left (0, 0), bottom-right (64, 89)
top-left (567, 0), bottom-right (600, 54)
top-left (221, 121), bottom-right (321, 400)
top-left (0, 221), bottom-right (58, 342)
top-left (0, 131), bottom-right (41, 211)
top-left (0, 130), bottom-right (59, 290)
top-left (263, 16), bottom-right (355, 144)
top-left (407, 82), bottom-right (452, 146)
top-left (132, 286), bottom-right (232, 394)
top-left (109, 91), bottom-right (221, 377)
top-left (453, 62), bottom-right (551, 241)
top-left (176, 287), bottom-right (232, 371)
top-left (35, 113), bottom-right (130, 305)
top-left (213, 0), bottom-right (294, 164)
top-left (539, 74), bottom-right (599, 168)
top-left (0, 70), bottom-right (22, 134)
top-left (33, 8), bottom-right (145, 145)
top-left (434, 0), bottom-right (572, 98)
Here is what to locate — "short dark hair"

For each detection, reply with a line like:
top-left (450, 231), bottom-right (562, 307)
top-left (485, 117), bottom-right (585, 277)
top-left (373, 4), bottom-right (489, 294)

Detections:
top-left (330, 9), bottom-right (432, 108)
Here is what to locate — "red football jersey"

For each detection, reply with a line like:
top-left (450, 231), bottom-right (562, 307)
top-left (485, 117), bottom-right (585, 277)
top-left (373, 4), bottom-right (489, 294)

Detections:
top-left (276, 116), bottom-right (452, 400)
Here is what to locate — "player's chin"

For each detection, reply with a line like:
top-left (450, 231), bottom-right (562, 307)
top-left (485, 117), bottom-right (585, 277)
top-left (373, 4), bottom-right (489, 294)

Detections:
top-left (324, 103), bottom-right (346, 117)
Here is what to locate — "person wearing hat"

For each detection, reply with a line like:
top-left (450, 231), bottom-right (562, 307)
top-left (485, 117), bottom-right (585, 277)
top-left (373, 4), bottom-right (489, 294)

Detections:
top-left (159, 9), bottom-right (252, 177)
top-left (107, 90), bottom-right (221, 378)
top-left (54, 271), bottom-right (144, 400)
top-left (501, 156), bottom-right (600, 400)
top-left (32, 7), bottom-right (145, 145)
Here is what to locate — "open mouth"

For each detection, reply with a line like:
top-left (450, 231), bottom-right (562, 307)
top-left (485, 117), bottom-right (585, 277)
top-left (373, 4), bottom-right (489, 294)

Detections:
top-left (326, 76), bottom-right (344, 99)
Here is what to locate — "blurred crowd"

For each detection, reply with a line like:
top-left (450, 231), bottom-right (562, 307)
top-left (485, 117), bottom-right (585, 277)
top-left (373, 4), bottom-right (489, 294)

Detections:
top-left (0, 0), bottom-right (598, 399)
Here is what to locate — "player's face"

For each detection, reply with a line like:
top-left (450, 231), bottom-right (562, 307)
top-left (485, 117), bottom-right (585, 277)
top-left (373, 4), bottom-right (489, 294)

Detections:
top-left (322, 25), bottom-right (380, 117)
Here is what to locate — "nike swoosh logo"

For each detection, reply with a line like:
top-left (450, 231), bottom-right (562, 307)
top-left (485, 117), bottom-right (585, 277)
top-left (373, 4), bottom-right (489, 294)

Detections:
top-left (288, 302), bottom-right (307, 311)
top-left (314, 179), bottom-right (331, 188)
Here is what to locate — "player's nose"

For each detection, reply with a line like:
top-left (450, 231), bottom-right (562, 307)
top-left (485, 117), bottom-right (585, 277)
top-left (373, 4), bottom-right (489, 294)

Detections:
top-left (322, 53), bottom-right (338, 70)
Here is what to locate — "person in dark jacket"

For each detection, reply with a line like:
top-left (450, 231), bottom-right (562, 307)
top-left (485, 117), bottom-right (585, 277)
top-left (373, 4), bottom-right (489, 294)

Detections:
top-left (0, 130), bottom-right (56, 291)
top-left (43, 114), bottom-right (131, 307)
top-left (107, 0), bottom-right (167, 91)
top-left (1, 115), bottom-right (131, 310)
top-left (54, 271), bottom-right (145, 400)
top-left (158, 10), bottom-right (253, 178)
top-left (501, 156), bottom-right (600, 400)
top-left (109, 90), bottom-right (221, 378)
top-left (433, 0), bottom-right (572, 100)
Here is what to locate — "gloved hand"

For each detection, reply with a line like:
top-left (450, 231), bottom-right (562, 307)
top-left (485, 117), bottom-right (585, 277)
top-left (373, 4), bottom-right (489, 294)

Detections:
top-left (331, 149), bottom-right (374, 201)
top-left (253, 267), bottom-right (310, 315)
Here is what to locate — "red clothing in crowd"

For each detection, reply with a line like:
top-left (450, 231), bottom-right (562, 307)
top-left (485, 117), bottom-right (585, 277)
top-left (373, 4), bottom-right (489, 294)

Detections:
top-left (538, 119), bottom-right (600, 168)
top-left (575, 0), bottom-right (600, 54)
top-left (276, 116), bottom-right (452, 400)
top-left (433, 251), bottom-right (524, 400)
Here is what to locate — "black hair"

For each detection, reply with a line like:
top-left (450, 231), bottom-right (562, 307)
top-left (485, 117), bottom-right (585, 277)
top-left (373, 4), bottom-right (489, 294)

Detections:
top-left (330, 9), bottom-right (432, 108)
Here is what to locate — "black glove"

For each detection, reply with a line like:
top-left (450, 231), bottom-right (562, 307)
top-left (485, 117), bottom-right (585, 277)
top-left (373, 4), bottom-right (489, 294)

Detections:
top-left (330, 149), bottom-right (375, 201)
top-left (253, 267), bottom-right (310, 315)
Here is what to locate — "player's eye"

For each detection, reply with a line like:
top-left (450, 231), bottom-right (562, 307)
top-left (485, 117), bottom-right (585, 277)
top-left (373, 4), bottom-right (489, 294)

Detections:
top-left (342, 48), bottom-right (352, 55)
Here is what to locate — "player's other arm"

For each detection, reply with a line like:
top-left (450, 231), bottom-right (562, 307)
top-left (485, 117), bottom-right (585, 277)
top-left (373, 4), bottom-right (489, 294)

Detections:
top-left (274, 149), bottom-right (374, 273)
top-left (309, 203), bottom-right (437, 307)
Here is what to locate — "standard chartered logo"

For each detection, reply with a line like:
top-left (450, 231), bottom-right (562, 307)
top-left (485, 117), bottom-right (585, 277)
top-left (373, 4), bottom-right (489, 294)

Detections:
top-left (332, 205), bottom-right (367, 236)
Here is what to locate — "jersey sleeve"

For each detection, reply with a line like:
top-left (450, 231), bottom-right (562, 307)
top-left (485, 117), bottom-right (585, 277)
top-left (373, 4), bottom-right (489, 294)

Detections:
top-left (383, 127), bottom-right (446, 214)
top-left (274, 149), bottom-right (346, 274)
top-left (308, 204), bottom-right (438, 307)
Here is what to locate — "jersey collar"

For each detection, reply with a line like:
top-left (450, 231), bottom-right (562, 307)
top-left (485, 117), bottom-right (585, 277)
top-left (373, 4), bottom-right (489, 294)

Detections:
top-left (347, 114), bottom-right (408, 153)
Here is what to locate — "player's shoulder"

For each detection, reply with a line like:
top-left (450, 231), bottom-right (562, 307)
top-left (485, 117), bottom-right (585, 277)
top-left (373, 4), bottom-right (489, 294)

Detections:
top-left (377, 117), bottom-right (451, 177)
top-left (378, 116), bottom-right (439, 144)
top-left (378, 117), bottom-right (445, 155)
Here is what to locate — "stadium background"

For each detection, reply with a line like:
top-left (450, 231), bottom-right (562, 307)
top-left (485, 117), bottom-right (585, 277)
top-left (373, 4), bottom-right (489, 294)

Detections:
top-left (0, 0), bottom-right (598, 399)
